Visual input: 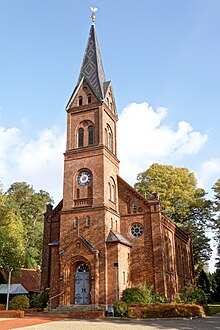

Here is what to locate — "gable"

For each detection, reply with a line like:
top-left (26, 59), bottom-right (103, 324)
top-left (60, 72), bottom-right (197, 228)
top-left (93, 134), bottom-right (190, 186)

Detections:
top-left (66, 78), bottom-right (101, 110)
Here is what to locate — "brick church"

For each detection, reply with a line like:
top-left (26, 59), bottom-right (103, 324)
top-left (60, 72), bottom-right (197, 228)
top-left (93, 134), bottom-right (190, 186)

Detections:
top-left (41, 15), bottom-right (194, 307)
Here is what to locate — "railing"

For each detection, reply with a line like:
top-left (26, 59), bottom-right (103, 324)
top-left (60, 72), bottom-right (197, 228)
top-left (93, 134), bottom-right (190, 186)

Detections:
top-left (49, 292), bottom-right (64, 311)
top-left (74, 198), bottom-right (93, 207)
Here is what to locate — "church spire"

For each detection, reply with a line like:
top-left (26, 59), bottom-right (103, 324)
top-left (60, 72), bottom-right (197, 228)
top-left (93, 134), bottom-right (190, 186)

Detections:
top-left (77, 21), bottom-right (106, 100)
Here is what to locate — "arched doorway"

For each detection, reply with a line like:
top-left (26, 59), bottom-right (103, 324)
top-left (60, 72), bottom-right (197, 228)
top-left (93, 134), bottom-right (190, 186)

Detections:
top-left (75, 262), bottom-right (89, 304)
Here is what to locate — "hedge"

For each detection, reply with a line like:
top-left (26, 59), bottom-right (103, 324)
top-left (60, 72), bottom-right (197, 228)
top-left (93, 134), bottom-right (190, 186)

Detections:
top-left (0, 310), bottom-right (24, 318)
top-left (129, 303), bottom-right (205, 318)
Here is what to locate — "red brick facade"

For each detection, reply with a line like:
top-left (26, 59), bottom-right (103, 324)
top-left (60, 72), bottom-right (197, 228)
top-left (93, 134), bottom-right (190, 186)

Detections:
top-left (41, 23), bottom-right (194, 307)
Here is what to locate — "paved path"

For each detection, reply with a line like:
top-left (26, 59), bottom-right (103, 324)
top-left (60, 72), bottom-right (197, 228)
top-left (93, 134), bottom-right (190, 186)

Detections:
top-left (0, 314), bottom-right (219, 330)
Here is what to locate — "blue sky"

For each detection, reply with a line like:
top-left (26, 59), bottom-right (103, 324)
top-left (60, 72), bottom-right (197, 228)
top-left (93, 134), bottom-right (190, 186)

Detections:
top-left (0, 1), bottom-right (220, 270)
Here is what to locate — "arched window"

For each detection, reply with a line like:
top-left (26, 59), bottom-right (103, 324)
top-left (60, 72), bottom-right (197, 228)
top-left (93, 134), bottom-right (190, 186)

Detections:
top-left (88, 126), bottom-right (94, 145)
top-left (108, 182), bottom-right (111, 200)
top-left (78, 128), bottom-right (84, 147)
top-left (109, 132), bottom-right (113, 152)
top-left (112, 185), bottom-right (115, 202)
top-left (78, 96), bottom-right (83, 106)
top-left (76, 262), bottom-right (89, 272)
top-left (87, 95), bottom-right (92, 104)
top-left (86, 215), bottom-right (90, 227)
top-left (105, 125), bottom-right (113, 153)
top-left (105, 128), bottom-right (108, 147)
top-left (73, 217), bottom-right (78, 228)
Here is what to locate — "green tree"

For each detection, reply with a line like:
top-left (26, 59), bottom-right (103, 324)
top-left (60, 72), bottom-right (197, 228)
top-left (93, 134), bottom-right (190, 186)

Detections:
top-left (0, 196), bottom-right (25, 270)
top-left (5, 182), bottom-right (53, 268)
top-left (135, 163), bottom-right (213, 265)
top-left (212, 179), bottom-right (220, 268)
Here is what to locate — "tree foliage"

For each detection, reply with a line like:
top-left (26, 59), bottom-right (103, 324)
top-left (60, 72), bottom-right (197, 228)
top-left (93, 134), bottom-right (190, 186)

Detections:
top-left (135, 163), bottom-right (213, 265)
top-left (0, 196), bottom-right (25, 270)
top-left (4, 182), bottom-right (53, 268)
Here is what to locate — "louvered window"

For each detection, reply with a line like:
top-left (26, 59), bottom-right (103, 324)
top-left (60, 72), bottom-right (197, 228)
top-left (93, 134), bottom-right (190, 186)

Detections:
top-left (88, 126), bottom-right (94, 145)
top-left (78, 128), bottom-right (84, 147)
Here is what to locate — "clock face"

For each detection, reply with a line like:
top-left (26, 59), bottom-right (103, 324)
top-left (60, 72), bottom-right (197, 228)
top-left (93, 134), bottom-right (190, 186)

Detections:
top-left (78, 171), bottom-right (91, 186)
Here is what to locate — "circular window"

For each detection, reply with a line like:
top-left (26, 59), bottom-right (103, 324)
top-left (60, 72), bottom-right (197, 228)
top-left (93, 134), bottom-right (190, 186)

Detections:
top-left (131, 223), bottom-right (143, 238)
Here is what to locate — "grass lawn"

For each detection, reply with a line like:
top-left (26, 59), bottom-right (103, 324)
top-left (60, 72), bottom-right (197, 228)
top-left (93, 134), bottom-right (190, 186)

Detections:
top-left (208, 303), bottom-right (220, 315)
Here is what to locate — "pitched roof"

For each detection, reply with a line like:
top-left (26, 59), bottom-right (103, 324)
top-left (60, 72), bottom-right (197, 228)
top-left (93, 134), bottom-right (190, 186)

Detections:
top-left (77, 24), bottom-right (106, 100)
top-left (79, 236), bottom-right (97, 252)
top-left (106, 230), bottom-right (132, 247)
top-left (0, 268), bottom-right (41, 293)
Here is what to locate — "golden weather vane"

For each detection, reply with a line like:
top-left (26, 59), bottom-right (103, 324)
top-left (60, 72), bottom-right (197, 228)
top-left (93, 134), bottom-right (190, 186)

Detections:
top-left (91, 6), bottom-right (98, 23)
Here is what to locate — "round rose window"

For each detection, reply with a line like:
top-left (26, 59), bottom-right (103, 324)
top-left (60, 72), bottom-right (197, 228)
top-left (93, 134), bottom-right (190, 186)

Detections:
top-left (131, 223), bottom-right (143, 238)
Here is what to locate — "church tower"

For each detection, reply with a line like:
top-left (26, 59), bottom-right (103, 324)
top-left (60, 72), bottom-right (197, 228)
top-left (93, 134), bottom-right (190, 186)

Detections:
top-left (57, 15), bottom-right (128, 306)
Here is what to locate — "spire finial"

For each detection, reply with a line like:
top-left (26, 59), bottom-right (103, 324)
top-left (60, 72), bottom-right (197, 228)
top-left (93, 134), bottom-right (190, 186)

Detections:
top-left (91, 6), bottom-right (98, 24)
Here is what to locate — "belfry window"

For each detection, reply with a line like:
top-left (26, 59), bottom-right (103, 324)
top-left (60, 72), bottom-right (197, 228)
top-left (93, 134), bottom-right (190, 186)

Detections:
top-left (88, 126), bottom-right (94, 145)
top-left (78, 96), bottom-right (83, 106)
top-left (112, 185), bottom-right (115, 202)
top-left (78, 128), bottom-right (84, 147)
top-left (108, 182), bottom-right (111, 200)
top-left (105, 128), bottom-right (108, 147)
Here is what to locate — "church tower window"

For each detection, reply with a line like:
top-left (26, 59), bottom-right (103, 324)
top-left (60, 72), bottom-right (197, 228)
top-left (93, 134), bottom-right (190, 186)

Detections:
top-left (78, 128), bottom-right (84, 147)
top-left (109, 132), bottom-right (113, 152)
top-left (108, 182), bottom-right (111, 200)
top-left (86, 215), bottom-right (90, 227)
top-left (111, 184), bottom-right (115, 202)
top-left (105, 128), bottom-right (108, 147)
top-left (73, 217), bottom-right (79, 228)
top-left (87, 186), bottom-right (92, 197)
top-left (88, 125), bottom-right (94, 145)
top-left (78, 96), bottom-right (83, 106)
top-left (87, 95), bottom-right (92, 104)
top-left (76, 188), bottom-right (80, 199)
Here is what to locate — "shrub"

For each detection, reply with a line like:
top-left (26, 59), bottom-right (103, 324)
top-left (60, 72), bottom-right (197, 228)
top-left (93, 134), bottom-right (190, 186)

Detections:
top-left (174, 285), bottom-right (207, 305)
top-left (29, 290), bottom-right (49, 308)
top-left (129, 303), bottom-right (205, 318)
top-left (0, 303), bottom-right (6, 310)
top-left (9, 295), bottom-right (29, 310)
top-left (113, 301), bottom-right (128, 316)
top-left (121, 284), bottom-right (166, 306)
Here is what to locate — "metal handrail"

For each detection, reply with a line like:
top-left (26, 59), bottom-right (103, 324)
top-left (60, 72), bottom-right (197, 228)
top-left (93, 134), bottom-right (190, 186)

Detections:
top-left (49, 291), bottom-right (64, 311)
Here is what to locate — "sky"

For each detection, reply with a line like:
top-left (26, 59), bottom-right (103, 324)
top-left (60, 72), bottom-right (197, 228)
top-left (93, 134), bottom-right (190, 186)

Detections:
top-left (0, 1), bottom-right (220, 271)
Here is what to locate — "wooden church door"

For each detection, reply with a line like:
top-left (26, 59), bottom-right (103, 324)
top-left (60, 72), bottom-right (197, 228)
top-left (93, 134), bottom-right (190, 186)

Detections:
top-left (74, 263), bottom-right (89, 304)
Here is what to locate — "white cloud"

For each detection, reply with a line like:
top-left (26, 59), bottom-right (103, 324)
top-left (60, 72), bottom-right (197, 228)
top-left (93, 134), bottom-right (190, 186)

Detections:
top-left (118, 102), bottom-right (208, 184)
top-left (197, 158), bottom-right (220, 192)
top-left (0, 123), bottom-right (65, 203)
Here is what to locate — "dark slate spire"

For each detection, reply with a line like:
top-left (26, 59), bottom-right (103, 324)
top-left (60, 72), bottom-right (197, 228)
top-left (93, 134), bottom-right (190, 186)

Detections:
top-left (77, 23), bottom-right (106, 100)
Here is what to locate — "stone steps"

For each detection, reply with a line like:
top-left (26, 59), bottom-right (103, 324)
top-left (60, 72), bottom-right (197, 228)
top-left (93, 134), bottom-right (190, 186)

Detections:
top-left (50, 304), bottom-right (106, 314)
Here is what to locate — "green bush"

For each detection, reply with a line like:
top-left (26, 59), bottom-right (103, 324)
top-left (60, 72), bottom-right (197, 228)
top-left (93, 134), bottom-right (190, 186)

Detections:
top-left (129, 303), bottom-right (205, 318)
top-left (29, 290), bottom-right (49, 308)
top-left (9, 295), bottom-right (29, 310)
top-left (113, 301), bottom-right (128, 316)
top-left (174, 284), bottom-right (207, 305)
top-left (121, 284), bottom-right (166, 306)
